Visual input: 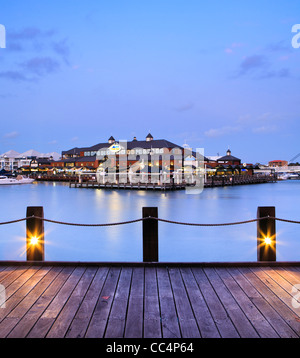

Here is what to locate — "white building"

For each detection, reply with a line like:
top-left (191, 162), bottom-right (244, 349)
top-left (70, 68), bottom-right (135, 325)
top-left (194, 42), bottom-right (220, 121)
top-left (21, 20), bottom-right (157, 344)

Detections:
top-left (0, 149), bottom-right (61, 171)
top-left (0, 150), bottom-right (20, 171)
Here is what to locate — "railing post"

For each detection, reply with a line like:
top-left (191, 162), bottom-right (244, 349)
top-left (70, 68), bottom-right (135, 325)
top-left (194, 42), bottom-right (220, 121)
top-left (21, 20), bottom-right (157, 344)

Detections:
top-left (142, 207), bottom-right (158, 262)
top-left (26, 206), bottom-right (45, 261)
top-left (257, 206), bottom-right (276, 261)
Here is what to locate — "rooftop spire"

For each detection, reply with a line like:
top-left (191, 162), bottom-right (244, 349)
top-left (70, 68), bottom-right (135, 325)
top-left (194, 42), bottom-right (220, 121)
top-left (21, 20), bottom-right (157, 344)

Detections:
top-left (146, 133), bottom-right (153, 141)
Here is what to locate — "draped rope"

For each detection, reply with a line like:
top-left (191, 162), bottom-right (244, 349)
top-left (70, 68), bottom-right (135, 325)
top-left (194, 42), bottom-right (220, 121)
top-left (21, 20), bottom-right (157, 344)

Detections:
top-left (0, 215), bottom-right (297, 227)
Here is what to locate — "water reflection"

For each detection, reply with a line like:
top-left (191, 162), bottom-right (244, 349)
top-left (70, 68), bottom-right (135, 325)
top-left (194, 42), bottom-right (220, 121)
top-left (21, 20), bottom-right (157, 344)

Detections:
top-left (0, 181), bottom-right (299, 262)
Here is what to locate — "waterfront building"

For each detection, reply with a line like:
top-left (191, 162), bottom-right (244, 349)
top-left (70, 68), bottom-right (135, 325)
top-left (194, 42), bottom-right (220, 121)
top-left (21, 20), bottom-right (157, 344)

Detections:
top-left (216, 149), bottom-right (241, 165)
top-left (51, 156), bottom-right (100, 171)
top-left (0, 149), bottom-right (60, 173)
top-left (59, 133), bottom-right (205, 174)
top-left (268, 160), bottom-right (288, 167)
top-left (0, 150), bottom-right (20, 172)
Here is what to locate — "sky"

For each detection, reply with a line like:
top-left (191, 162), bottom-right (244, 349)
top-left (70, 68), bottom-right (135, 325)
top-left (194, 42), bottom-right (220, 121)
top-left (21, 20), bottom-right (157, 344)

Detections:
top-left (0, 0), bottom-right (299, 164)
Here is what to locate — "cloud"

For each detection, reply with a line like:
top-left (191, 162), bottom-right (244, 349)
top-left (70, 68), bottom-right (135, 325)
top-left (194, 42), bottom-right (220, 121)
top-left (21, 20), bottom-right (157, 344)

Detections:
top-left (52, 38), bottom-right (70, 64)
top-left (0, 71), bottom-right (32, 82)
top-left (224, 42), bottom-right (244, 55)
top-left (1, 27), bottom-right (70, 82)
top-left (237, 114), bottom-right (253, 123)
top-left (239, 55), bottom-right (268, 75)
top-left (21, 57), bottom-right (60, 76)
top-left (6, 27), bottom-right (55, 53)
top-left (266, 40), bottom-right (292, 53)
top-left (3, 131), bottom-right (19, 139)
top-left (235, 54), bottom-right (292, 79)
top-left (174, 103), bottom-right (194, 112)
top-left (204, 126), bottom-right (241, 138)
top-left (252, 125), bottom-right (278, 134)
top-left (8, 27), bottom-right (54, 41)
top-left (259, 68), bottom-right (290, 79)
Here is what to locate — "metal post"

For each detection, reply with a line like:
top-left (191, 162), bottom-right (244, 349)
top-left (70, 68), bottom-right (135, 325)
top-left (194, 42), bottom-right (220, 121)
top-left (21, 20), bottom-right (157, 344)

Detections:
top-left (257, 206), bottom-right (276, 261)
top-left (26, 206), bottom-right (45, 261)
top-left (142, 207), bottom-right (158, 262)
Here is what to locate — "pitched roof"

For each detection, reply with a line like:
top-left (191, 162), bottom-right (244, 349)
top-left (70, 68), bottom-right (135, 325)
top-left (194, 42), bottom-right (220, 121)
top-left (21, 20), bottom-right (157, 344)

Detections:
top-left (217, 154), bottom-right (241, 162)
top-left (62, 138), bottom-right (209, 160)
top-left (18, 149), bottom-right (41, 158)
top-left (0, 149), bottom-right (21, 158)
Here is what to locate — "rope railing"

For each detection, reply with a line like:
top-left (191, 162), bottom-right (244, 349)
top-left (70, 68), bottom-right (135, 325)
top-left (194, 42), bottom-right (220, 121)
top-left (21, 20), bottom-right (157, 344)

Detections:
top-left (0, 214), bottom-right (299, 227)
top-left (0, 206), bottom-right (295, 262)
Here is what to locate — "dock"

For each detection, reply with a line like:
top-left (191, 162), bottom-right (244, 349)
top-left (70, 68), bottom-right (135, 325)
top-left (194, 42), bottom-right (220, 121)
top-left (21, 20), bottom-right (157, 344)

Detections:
top-left (0, 262), bottom-right (300, 338)
top-left (68, 174), bottom-right (276, 190)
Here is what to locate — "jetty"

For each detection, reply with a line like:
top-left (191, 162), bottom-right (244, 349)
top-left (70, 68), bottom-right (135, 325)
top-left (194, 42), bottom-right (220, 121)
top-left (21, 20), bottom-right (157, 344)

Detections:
top-left (0, 205), bottom-right (300, 338)
top-left (0, 262), bottom-right (300, 338)
top-left (67, 174), bottom-right (276, 190)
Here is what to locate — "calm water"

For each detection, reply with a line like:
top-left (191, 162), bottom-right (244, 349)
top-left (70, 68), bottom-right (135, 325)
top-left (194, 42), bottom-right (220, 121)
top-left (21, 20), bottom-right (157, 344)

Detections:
top-left (0, 180), bottom-right (300, 262)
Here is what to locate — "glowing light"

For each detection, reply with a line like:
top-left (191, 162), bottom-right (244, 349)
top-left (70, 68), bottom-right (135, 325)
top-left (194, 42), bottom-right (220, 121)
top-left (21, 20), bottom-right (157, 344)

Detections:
top-left (264, 237), bottom-right (272, 245)
top-left (30, 236), bottom-right (39, 245)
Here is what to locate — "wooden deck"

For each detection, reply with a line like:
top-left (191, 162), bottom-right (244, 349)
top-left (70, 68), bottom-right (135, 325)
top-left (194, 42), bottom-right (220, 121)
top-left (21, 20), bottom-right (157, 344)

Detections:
top-left (0, 264), bottom-right (300, 338)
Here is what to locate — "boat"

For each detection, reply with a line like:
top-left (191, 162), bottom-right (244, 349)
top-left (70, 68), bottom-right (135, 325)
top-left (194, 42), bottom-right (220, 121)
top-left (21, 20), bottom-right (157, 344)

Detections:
top-left (287, 173), bottom-right (300, 179)
top-left (0, 175), bottom-right (35, 185)
top-left (277, 172), bottom-right (300, 180)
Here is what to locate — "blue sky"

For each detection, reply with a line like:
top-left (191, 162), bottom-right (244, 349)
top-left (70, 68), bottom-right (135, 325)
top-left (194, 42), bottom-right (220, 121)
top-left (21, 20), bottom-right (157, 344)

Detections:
top-left (0, 0), bottom-right (299, 163)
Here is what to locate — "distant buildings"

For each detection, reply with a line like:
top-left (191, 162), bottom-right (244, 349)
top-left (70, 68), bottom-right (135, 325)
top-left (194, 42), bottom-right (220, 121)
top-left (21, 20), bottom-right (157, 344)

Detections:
top-left (0, 149), bottom-right (60, 173)
top-left (268, 160), bottom-right (288, 168)
top-left (0, 135), bottom-right (260, 178)
top-left (54, 133), bottom-right (203, 173)
top-left (55, 134), bottom-right (255, 177)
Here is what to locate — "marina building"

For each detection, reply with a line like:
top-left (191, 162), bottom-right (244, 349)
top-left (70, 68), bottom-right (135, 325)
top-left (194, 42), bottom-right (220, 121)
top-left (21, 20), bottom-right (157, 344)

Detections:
top-left (55, 133), bottom-right (205, 174)
top-left (268, 160), bottom-right (288, 168)
top-left (0, 150), bottom-right (60, 174)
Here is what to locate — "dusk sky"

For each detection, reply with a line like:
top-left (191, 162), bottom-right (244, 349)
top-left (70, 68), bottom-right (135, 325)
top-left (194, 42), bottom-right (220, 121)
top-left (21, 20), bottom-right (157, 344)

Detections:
top-left (0, 0), bottom-right (299, 164)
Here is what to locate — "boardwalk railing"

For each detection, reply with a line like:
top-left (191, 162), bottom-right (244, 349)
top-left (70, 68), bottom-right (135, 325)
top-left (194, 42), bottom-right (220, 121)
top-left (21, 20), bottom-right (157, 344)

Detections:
top-left (1, 206), bottom-right (300, 263)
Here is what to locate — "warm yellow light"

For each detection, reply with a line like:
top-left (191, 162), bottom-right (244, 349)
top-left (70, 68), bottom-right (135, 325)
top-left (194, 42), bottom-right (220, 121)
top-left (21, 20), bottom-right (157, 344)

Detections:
top-left (30, 236), bottom-right (39, 245)
top-left (264, 237), bottom-right (272, 245)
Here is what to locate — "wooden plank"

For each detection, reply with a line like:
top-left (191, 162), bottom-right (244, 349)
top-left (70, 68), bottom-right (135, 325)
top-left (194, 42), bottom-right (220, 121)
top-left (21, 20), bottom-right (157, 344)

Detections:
top-left (265, 267), bottom-right (300, 298)
top-left (216, 268), bottom-right (279, 338)
top-left (85, 267), bottom-right (121, 338)
top-left (230, 267), bottom-right (299, 338)
top-left (0, 267), bottom-right (62, 338)
top-left (0, 267), bottom-right (18, 282)
top-left (105, 267), bottom-right (132, 338)
top-left (7, 267), bottom-right (62, 320)
top-left (8, 266), bottom-right (74, 338)
top-left (124, 267), bottom-right (144, 338)
top-left (204, 267), bottom-right (259, 338)
top-left (180, 267), bottom-right (220, 338)
top-left (144, 267), bottom-right (162, 338)
top-left (156, 267), bottom-right (181, 338)
top-left (27, 266), bottom-right (85, 338)
top-left (250, 267), bottom-right (300, 319)
top-left (192, 267), bottom-right (239, 338)
top-left (239, 267), bottom-right (300, 337)
top-left (168, 268), bottom-right (200, 338)
top-left (46, 267), bottom-right (97, 338)
top-left (0, 263), bottom-right (299, 339)
top-left (0, 267), bottom-right (32, 294)
top-left (277, 267), bottom-right (300, 284)
top-left (0, 266), bottom-right (42, 322)
top-left (66, 267), bottom-right (109, 338)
